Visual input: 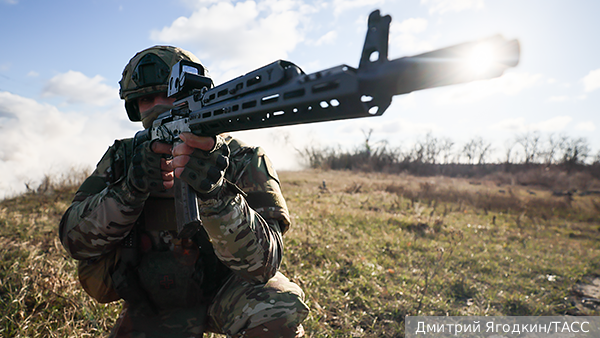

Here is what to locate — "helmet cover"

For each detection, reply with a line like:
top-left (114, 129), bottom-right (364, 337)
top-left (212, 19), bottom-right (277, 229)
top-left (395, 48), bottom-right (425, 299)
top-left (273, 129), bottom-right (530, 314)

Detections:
top-left (119, 46), bottom-right (208, 121)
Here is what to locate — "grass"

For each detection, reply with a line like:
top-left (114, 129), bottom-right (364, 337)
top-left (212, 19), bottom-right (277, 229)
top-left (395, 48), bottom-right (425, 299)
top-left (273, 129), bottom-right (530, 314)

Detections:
top-left (1, 170), bottom-right (599, 337)
top-left (0, 178), bottom-right (121, 337)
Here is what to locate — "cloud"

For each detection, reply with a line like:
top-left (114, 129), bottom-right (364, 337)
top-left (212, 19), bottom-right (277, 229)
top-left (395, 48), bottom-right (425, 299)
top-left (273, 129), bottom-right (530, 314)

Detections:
top-left (313, 30), bottom-right (338, 46)
top-left (150, 0), bottom-right (308, 83)
top-left (492, 116), bottom-right (572, 133)
top-left (492, 117), bottom-right (527, 132)
top-left (181, 0), bottom-right (222, 8)
top-left (0, 91), bottom-right (138, 198)
top-left (389, 18), bottom-right (433, 54)
top-left (576, 121), bottom-right (596, 132)
top-left (583, 68), bottom-right (600, 93)
top-left (547, 95), bottom-right (569, 102)
top-left (395, 17), bottom-right (428, 34)
top-left (435, 72), bottom-right (542, 104)
top-left (42, 70), bottom-right (119, 106)
top-left (332, 0), bottom-right (386, 16)
top-left (531, 116), bottom-right (572, 132)
top-left (421, 0), bottom-right (485, 14)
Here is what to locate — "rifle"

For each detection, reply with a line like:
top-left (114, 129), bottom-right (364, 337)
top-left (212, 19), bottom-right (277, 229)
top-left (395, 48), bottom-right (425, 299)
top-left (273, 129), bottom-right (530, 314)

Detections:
top-left (134, 10), bottom-right (520, 238)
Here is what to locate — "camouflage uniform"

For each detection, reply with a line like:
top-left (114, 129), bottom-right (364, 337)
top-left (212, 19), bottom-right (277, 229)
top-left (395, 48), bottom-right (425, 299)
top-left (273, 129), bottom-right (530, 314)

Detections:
top-left (59, 135), bottom-right (309, 337)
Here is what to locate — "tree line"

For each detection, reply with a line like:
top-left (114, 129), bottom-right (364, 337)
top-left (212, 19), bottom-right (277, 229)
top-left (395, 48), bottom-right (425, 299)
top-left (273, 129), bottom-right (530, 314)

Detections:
top-left (299, 130), bottom-right (600, 179)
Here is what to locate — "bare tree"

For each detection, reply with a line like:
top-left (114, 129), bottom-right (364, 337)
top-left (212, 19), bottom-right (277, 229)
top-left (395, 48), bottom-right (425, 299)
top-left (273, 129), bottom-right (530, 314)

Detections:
top-left (462, 139), bottom-right (477, 165)
top-left (423, 132), bottom-right (441, 164)
top-left (515, 131), bottom-right (541, 164)
top-left (462, 136), bottom-right (492, 165)
top-left (410, 132), bottom-right (442, 164)
top-left (593, 150), bottom-right (600, 165)
top-left (559, 136), bottom-right (591, 167)
top-left (540, 133), bottom-right (564, 165)
top-left (409, 142), bottom-right (425, 163)
top-left (361, 128), bottom-right (374, 157)
top-left (502, 139), bottom-right (516, 164)
top-left (439, 137), bottom-right (455, 164)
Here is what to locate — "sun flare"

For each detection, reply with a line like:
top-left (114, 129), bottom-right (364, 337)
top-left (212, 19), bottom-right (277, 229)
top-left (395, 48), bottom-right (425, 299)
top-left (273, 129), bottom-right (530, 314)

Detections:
top-left (467, 43), bottom-right (495, 74)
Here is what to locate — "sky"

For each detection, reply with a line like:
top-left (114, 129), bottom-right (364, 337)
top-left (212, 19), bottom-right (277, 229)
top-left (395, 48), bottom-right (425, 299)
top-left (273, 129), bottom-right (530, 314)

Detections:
top-left (0, 0), bottom-right (599, 198)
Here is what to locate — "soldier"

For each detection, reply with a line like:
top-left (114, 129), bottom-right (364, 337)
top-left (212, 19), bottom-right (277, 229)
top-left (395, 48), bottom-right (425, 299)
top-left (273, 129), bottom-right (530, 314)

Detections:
top-left (59, 45), bottom-right (309, 337)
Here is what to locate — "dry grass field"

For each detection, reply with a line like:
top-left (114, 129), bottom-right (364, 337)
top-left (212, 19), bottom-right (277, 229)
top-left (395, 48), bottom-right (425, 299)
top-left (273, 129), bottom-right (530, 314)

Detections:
top-left (1, 169), bottom-right (599, 337)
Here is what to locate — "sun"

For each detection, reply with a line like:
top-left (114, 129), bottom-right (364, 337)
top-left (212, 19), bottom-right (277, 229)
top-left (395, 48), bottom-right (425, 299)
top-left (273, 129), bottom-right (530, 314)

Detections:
top-left (466, 42), bottom-right (496, 75)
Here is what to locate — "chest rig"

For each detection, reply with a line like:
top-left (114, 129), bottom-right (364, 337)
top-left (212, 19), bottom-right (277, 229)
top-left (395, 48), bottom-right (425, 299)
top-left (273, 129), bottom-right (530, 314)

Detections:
top-left (113, 194), bottom-right (231, 313)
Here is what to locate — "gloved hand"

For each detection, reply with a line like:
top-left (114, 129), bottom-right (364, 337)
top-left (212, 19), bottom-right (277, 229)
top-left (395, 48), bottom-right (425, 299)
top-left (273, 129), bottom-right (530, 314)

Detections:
top-left (172, 133), bottom-right (229, 198)
top-left (127, 140), bottom-right (173, 194)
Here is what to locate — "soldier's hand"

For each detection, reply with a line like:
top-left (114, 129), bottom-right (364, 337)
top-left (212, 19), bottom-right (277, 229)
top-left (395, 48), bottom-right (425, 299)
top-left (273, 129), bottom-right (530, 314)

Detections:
top-left (127, 140), bottom-right (174, 193)
top-left (172, 132), bottom-right (229, 198)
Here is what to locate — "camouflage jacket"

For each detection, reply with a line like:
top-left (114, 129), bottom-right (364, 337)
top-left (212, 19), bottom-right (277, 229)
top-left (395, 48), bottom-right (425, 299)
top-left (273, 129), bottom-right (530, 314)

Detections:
top-left (59, 135), bottom-right (290, 306)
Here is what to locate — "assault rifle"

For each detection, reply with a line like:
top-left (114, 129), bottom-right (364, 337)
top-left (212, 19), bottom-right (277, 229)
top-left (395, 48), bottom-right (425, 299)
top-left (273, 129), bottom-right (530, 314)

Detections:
top-left (134, 10), bottom-right (520, 238)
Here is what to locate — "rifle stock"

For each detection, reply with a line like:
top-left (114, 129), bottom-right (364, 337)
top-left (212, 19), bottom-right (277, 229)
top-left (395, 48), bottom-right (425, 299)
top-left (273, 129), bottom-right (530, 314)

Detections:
top-left (136, 9), bottom-right (520, 237)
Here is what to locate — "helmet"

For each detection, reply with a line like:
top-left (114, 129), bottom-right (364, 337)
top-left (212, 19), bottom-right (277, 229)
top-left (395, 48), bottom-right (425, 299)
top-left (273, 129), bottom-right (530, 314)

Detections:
top-left (119, 45), bottom-right (209, 122)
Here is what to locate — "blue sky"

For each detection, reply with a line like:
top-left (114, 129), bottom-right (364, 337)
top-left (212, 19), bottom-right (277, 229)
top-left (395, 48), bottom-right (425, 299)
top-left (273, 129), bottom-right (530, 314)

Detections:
top-left (0, 0), bottom-right (599, 197)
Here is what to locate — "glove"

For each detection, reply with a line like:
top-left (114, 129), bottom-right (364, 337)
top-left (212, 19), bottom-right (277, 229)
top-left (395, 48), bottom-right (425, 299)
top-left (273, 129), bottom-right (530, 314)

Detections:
top-left (178, 135), bottom-right (230, 198)
top-left (126, 140), bottom-right (165, 194)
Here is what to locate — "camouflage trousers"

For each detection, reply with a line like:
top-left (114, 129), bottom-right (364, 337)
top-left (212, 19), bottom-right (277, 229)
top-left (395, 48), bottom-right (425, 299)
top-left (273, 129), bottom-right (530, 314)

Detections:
top-left (109, 271), bottom-right (309, 338)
